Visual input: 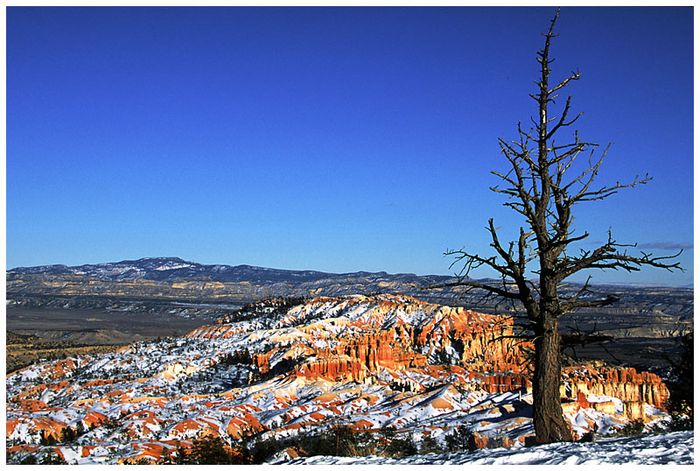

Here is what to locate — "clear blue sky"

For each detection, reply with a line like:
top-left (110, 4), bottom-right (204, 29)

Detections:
top-left (7, 7), bottom-right (693, 286)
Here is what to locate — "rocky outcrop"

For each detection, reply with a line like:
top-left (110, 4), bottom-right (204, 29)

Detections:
top-left (193, 295), bottom-right (530, 390)
top-left (561, 366), bottom-right (670, 420)
top-left (471, 373), bottom-right (531, 394)
top-left (160, 362), bottom-right (203, 381)
top-left (295, 356), bottom-right (367, 382)
top-left (338, 331), bottom-right (428, 373)
top-left (186, 295), bottom-right (668, 405)
top-left (6, 294), bottom-right (675, 464)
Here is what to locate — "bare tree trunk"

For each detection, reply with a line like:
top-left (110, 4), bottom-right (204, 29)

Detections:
top-left (532, 315), bottom-right (573, 443)
top-left (444, 8), bottom-right (682, 446)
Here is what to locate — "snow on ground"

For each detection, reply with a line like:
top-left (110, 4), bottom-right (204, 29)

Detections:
top-left (6, 295), bottom-right (686, 465)
top-left (282, 431), bottom-right (694, 465)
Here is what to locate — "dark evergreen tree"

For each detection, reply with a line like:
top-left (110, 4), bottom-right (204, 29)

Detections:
top-left (444, 425), bottom-right (477, 452)
top-left (666, 331), bottom-right (693, 430)
top-left (40, 449), bottom-right (68, 465)
top-left (60, 426), bottom-right (77, 443)
top-left (420, 434), bottom-right (443, 454)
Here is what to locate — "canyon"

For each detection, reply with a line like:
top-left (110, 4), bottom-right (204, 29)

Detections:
top-left (7, 258), bottom-right (692, 375)
top-left (6, 294), bottom-right (673, 464)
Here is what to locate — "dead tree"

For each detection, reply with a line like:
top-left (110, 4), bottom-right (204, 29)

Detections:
top-left (444, 10), bottom-right (681, 444)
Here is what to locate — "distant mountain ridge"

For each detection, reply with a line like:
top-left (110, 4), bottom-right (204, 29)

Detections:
top-left (8, 257), bottom-right (449, 285)
top-left (7, 257), bottom-right (693, 340)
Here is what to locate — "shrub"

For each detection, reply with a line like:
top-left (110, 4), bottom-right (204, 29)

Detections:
top-left (188, 434), bottom-right (242, 464)
top-left (420, 434), bottom-right (444, 454)
top-left (39, 431), bottom-right (57, 446)
top-left (60, 426), bottom-right (77, 443)
top-left (160, 435), bottom-right (244, 464)
top-left (383, 433), bottom-right (418, 458)
top-left (617, 419), bottom-right (645, 437)
top-left (218, 350), bottom-right (252, 366)
top-left (444, 425), bottom-right (477, 452)
top-left (244, 426), bottom-right (414, 463)
top-left (19, 454), bottom-right (38, 465)
top-left (40, 448), bottom-right (67, 465)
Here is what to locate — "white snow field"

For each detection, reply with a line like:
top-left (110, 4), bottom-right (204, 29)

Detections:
top-left (281, 431), bottom-right (693, 465)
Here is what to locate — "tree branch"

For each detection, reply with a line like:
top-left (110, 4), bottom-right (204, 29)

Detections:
top-left (427, 279), bottom-right (522, 300)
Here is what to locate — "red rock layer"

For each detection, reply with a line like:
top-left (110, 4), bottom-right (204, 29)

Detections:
top-left (562, 366), bottom-right (669, 409)
top-left (187, 296), bottom-right (670, 413)
top-left (338, 331), bottom-right (428, 372)
top-left (470, 372), bottom-right (531, 394)
top-left (295, 356), bottom-right (367, 382)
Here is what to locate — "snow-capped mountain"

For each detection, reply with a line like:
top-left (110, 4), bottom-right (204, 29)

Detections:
top-left (8, 257), bottom-right (440, 284)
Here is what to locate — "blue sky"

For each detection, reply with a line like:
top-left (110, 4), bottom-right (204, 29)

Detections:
top-left (7, 7), bottom-right (693, 286)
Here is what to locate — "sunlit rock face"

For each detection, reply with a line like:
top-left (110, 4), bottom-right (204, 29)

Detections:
top-left (560, 366), bottom-right (670, 421)
top-left (188, 294), bottom-right (530, 385)
top-left (6, 295), bottom-right (670, 464)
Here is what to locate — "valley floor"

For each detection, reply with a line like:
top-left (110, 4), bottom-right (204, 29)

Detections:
top-left (282, 431), bottom-right (694, 465)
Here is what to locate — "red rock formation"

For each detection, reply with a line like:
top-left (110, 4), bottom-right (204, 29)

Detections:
top-left (15, 399), bottom-right (49, 412)
top-left (6, 417), bottom-right (67, 443)
top-left (253, 350), bottom-right (275, 375)
top-left (295, 356), bottom-right (367, 382)
top-left (415, 308), bottom-right (527, 374)
top-left (563, 366), bottom-right (669, 409)
top-left (83, 379), bottom-right (116, 388)
top-left (185, 296), bottom-right (668, 413)
top-left (576, 390), bottom-right (590, 409)
top-left (337, 331), bottom-right (428, 373)
top-left (6, 294), bottom-right (674, 464)
top-left (561, 365), bottom-right (670, 420)
top-left (471, 372), bottom-right (531, 394)
top-left (351, 419), bottom-right (374, 431)
top-left (82, 411), bottom-right (109, 429)
top-left (226, 413), bottom-right (265, 439)
top-left (468, 431), bottom-right (515, 450)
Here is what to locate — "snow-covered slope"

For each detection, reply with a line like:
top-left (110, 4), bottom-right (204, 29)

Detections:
top-left (5, 295), bottom-right (680, 464)
top-left (283, 431), bottom-right (694, 465)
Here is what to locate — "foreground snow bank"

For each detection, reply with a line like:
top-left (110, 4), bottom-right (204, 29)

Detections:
top-left (283, 431), bottom-right (693, 465)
